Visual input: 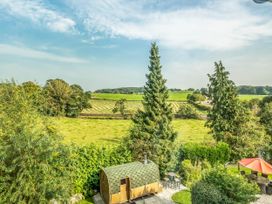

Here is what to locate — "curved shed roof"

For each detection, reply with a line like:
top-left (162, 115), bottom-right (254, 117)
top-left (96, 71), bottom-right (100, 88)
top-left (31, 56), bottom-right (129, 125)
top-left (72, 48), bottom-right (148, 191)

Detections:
top-left (101, 161), bottom-right (160, 194)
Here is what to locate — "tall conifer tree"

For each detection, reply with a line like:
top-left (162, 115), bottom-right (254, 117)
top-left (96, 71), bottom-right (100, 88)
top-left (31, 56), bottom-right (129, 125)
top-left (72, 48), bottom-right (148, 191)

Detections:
top-left (128, 42), bottom-right (177, 174)
top-left (206, 61), bottom-right (246, 141)
top-left (206, 61), bottom-right (268, 159)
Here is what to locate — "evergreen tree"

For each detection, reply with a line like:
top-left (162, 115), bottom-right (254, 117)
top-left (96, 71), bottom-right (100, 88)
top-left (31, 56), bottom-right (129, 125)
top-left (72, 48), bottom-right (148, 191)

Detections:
top-left (128, 43), bottom-right (177, 174)
top-left (206, 61), bottom-right (247, 141)
top-left (206, 62), bottom-right (268, 159)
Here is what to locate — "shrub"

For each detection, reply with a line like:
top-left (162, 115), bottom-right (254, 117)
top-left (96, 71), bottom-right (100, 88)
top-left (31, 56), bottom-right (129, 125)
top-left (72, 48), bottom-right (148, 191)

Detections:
top-left (180, 160), bottom-right (202, 188)
top-left (201, 167), bottom-right (258, 204)
top-left (176, 104), bottom-right (200, 119)
top-left (192, 181), bottom-right (223, 204)
top-left (179, 142), bottom-right (230, 166)
top-left (180, 160), bottom-right (211, 189)
top-left (187, 93), bottom-right (206, 103)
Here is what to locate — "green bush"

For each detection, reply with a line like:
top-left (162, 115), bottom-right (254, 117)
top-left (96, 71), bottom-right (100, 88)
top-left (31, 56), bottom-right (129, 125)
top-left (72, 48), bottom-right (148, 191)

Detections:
top-left (192, 181), bottom-right (223, 204)
top-left (180, 160), bottom-right (211, 189)
top-left (179, 142), bottom-right (230, 166)
top-left (72, 144), bottom-right (132, 197)
top-left (196, 167), bottom-right (259, 204)
top-left (176, 104), bottom-right (200, 119)
top-left (187, 93), bottom-right (206, 103)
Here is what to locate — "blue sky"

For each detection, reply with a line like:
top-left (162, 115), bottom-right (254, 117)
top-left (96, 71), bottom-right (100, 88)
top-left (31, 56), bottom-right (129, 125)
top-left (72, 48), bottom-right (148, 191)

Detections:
top-left (0, 0), bottom-right (272, 91)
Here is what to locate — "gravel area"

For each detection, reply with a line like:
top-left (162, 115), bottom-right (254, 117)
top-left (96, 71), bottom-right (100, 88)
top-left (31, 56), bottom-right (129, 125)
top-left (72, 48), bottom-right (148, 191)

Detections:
top-left (156, 185), bottom-right (187, 202)
top-left (252, 195), bottom-right (272, 204)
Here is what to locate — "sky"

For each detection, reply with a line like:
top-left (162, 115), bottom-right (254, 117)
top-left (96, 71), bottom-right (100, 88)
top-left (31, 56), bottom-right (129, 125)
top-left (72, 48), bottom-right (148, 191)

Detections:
top-left (0, 0), bottom-right (272, 91)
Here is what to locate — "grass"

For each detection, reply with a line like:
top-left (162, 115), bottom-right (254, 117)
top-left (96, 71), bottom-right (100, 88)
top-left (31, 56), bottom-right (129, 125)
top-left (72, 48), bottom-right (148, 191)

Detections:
top-left (92, 91), bottom-right (192, 101)
top-left (78, 199), bottom-right (93, 204)
top-left (52, 118), bottom-right (212, 146)
top-left (239, 94), bottom-right (266, 101)
top-left (172, 190), bottom-right (192, 204)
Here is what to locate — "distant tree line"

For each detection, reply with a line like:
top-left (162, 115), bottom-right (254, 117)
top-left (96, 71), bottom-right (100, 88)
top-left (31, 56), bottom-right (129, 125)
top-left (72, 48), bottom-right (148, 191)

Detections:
top-left (95, 86), bottom-right (272, 95)
top-left (237, 85), bottom-right (272, 95)
top-left (94, 87), bottom-right (144, 94)
top-left (94, 87), bottom-right (183, 94)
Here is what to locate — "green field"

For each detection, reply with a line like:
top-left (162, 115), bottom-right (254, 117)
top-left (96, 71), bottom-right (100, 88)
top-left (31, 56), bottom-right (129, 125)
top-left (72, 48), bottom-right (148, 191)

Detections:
top-left (92, 91), bottom-right (192, 101)
top-left (83, 100), bottom-right (184, 114)
top-left (238, 94), bottom-right (266, 101)
top-left (93, 92), bottom-right (266, 102)
top-left (53, 118), bottom-right (212, 146)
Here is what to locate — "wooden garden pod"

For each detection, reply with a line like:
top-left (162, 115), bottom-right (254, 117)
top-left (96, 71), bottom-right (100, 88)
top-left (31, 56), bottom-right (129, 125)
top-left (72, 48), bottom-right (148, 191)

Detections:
top-left (100, 161), bottom-right (162, 204)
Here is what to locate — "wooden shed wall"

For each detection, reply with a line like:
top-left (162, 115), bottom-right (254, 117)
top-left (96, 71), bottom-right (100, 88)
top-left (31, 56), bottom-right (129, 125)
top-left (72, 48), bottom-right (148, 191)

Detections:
top-left (100, 171), bottom-right (110, 204)
top-left (109, 182), bottom-right (161, 204)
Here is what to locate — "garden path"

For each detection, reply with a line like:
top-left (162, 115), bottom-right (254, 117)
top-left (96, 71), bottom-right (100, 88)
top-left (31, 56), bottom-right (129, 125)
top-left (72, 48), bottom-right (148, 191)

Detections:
top-left (252, 195), bottom-right (272, 204)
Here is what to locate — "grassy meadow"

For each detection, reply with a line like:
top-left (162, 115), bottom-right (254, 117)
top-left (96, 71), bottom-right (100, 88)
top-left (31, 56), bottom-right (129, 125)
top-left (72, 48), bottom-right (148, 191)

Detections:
top-left (53, 118), bottom-right (212, 146)
top-left (59, 92), bottom-right (266, 146)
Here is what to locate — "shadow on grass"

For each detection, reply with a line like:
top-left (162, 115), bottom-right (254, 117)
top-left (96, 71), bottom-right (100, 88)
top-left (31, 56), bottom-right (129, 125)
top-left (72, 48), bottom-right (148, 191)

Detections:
top-left (99, 137), bottom-right (121, 144)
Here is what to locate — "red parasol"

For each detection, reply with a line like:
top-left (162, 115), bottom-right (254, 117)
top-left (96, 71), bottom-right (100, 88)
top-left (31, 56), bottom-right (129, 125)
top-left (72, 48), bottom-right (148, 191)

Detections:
top-left (238, 158), bottom-right (272, 175)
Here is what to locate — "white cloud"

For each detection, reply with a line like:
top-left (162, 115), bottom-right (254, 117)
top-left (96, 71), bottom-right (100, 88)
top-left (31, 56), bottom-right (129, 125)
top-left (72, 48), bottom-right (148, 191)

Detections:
top-left (68, 0), bottom-right (272, 50)
top-left (0, 44), bottom-right (87, 63)
top-left (0, 0), bottom-right (76, 33)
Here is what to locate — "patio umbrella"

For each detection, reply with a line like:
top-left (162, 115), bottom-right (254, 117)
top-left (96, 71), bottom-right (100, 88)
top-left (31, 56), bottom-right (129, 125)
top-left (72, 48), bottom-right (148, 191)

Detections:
top-left (238, 158), bottom-right (272, 175)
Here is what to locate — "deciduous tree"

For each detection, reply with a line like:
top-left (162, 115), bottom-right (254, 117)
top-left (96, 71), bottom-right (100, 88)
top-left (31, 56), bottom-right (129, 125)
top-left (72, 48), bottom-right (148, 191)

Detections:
top-left (0, 82), bottom-right (74, 203)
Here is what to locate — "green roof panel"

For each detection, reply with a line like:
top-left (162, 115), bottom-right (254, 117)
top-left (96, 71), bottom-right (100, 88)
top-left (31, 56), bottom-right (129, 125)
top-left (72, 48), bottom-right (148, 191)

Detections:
top-left (102, 161), bottom-right (160, 194)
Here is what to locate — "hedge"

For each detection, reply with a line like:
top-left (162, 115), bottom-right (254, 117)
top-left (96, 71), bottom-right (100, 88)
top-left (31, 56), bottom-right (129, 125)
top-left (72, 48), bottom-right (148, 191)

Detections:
top-left (191, 181), bottom-right (223, 204)
top-left (72, 144), bottom-right (132, 197)
top-left (179, 142), bottom-right (230, 166)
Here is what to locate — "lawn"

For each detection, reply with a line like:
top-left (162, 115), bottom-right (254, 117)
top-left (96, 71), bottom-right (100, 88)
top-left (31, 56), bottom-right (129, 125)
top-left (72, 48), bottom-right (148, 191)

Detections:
top-left (92, 91), bottom-right (192, 101)
top-left (172, 190), bottom-right (192, 204)
top-left (52, 118), bottom-right (212, 146)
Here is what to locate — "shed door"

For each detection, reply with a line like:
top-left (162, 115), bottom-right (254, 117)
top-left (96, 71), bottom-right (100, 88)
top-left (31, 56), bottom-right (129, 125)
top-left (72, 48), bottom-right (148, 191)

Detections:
top-left (120, 178), bottom-right (129, 203)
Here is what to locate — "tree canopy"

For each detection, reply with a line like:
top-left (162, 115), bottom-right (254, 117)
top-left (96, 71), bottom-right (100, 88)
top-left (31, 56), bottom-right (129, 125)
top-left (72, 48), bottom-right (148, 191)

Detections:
top-left (0, 82), bottom-right (74, 203)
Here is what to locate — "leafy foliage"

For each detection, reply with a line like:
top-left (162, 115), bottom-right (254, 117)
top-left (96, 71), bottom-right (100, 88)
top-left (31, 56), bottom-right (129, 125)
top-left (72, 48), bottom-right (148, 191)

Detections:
top-left (112, 98), bottom-right (128, 118)
top-left (192, 167), bottom-right (259, 204)
top-left (180, 160), bottom-right (211, 189)
top-left (260, 102), bottom-right (272, 136)
top-left (176, 103), bottom-right (201, 119)
top-left (187, 93), bottom-right (206, 103)
top-left (72, 144), bottom-right (132, 197)
top-left (179, 142), bottom-right (230, 166)
top-left (238, 85), bottom-right (272, 95)
top-left (66, 84), bottom-right (91, 117)
top-left (42, 79), bottom-right (91, 117)
top-left (192, 181), bottom-right (223, 204)
top-left (0, 82), bottom-right (74, 203)
top-left (127, 43), bottom-right (177, 175)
